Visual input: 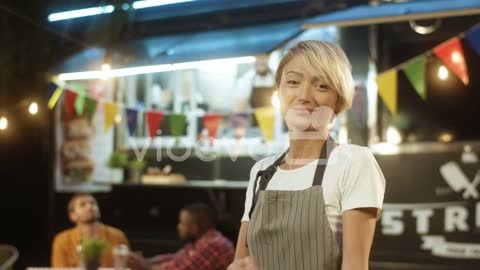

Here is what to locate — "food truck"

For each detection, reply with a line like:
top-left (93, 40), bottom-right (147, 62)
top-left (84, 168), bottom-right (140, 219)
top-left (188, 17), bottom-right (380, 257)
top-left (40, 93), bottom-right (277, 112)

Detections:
top-left (49, 0), bottom-right (480, 268)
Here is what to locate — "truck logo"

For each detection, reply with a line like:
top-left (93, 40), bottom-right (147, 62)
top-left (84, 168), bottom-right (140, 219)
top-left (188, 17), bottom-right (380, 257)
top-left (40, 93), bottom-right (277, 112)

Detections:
top-left (440, 161), bottom-right (480, 200)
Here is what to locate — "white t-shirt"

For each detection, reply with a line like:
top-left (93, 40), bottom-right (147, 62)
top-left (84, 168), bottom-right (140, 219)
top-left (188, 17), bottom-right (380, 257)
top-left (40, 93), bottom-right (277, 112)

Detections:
top-left (234, 70), bottom-right (275, 99)
top-left (242, 144), bottom-right (386, 237)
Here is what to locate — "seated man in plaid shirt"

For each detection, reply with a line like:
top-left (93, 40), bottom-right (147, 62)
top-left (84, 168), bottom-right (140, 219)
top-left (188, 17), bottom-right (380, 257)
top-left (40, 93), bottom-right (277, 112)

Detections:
top-left (129, 203), bottom-right (234, 270)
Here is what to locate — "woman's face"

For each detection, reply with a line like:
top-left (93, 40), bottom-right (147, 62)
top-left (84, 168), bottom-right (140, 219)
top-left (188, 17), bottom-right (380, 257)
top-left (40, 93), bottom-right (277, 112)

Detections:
top-left (278, 55), bottom-right (339, 134)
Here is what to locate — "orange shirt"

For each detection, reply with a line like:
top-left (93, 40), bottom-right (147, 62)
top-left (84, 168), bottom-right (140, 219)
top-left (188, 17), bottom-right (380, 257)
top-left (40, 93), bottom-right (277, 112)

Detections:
top-left (51, 224), bottom-right (130, 267)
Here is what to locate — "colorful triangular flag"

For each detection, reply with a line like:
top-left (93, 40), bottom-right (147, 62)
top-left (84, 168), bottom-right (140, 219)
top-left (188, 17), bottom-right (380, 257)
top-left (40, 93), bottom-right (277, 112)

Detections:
top-left (145, 110), bottom-right (164, 138)
top-left (402, 55), bottom-right (427, 100)
top-left (231, 112), bottom-right (249, 140)
top-left (254, 107), bottom-right (275, 142)
top-left (465, 25), bottom-right (480, 57)
top-left (126, 109), bottom-right (138, 136)
top-left (75, 93), bottom-right (85, 116)
top-left (84, 97), bottom-right (98, 122)
top-left (376, 69), bottom-right (398, 115)
top-left (433, 37), bottom-right (469, 85)
top-left (169, 114), bottom-right (187, 137)
top-left (104, 102), bottom-right (119, 132)
top-left (203, 113), bottom-right (222, 146)
top-left (64, 90), bottom-right (78, 121)
top-left (47, 82), bottom-right (63, 109)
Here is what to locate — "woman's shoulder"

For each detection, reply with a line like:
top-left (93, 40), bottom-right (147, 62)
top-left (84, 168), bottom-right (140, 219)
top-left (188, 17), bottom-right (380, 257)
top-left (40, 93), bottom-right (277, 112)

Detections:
top-left (250, 154), bottom-right (283, 173)
top-left (331, 143), bottom-right (375, 166)
top-left (335, 143), bottom-right (371, 155)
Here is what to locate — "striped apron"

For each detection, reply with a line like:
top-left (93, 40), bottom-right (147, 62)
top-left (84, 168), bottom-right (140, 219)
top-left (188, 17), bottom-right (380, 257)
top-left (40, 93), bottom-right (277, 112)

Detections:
top-left (247, 142), bottom-right (341, 270)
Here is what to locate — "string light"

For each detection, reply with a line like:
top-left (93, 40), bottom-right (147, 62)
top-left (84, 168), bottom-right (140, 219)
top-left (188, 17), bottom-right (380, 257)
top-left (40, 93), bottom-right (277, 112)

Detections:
top-left (29, 102), bottom-right (39, 115)
top-left (438, 131), bottom-right (454, 143)
top-left (101, 64), bottom-right (112, 80)
top-left (0, 116), bottom-right (8, 131)
top-left (451, 51), bottom-right (462, 64)
top-left (386, 126), bottom-right (401, 144)
top-left (438, 65), bottom-right (449, 80)
top-left (115, 114), bottom-right (122, 124)
top-left (102, 64), bottom-right (111, 71)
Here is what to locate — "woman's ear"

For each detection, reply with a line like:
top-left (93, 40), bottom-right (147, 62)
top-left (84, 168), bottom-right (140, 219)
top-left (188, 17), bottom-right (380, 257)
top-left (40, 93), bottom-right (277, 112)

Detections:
top-left (334, 97), bottom-right (342, 115)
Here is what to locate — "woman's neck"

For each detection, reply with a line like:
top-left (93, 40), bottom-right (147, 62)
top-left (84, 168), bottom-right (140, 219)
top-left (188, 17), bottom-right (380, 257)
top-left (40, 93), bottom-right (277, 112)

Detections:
top-left (282, 139), bottom-right (326, 170)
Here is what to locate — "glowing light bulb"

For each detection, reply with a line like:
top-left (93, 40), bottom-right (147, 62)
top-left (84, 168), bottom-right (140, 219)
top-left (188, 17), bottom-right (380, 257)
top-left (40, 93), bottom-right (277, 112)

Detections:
top-left (0, 116), bottom-right (8, 130)
top-left (101, 64), bottom-right (111, 80)
top-left (438, 131), bottom-right (454, 143)
top-left (386, 126), bottom-right (401, 144)
top-left (438, 66), bottom-right (448, 80)
top-left (451, 51), bottom-right (462, 64)
top-left (29, 102), bottom-right (39, 115)
top-left (102, 64), bottom-right (111, 71)
top-left (115, 114), bottom-right (122, 124)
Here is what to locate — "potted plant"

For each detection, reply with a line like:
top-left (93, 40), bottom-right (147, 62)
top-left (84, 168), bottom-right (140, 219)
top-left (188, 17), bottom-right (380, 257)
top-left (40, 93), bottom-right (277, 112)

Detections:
top-left (77, 238), bottom-right (107, 270)
top-left (107, 151), bottom-right (128, 183)
top-left (128, 159), bottom-right (147, 183)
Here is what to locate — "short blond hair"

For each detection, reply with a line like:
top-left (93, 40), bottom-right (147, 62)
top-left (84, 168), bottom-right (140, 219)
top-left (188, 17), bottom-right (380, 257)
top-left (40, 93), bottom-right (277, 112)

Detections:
top-left (275, 40), bottom-right (354, 114)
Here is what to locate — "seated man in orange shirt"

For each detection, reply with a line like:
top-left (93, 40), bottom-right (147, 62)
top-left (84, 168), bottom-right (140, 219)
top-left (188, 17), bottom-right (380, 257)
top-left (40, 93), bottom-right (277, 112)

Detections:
top-left (51, 193), bottom-right (130, 267)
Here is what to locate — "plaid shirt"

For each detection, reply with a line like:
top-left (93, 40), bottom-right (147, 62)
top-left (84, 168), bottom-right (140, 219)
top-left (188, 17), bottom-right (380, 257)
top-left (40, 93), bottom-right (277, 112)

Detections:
top-left (160, 229), bottom-right (234, 270)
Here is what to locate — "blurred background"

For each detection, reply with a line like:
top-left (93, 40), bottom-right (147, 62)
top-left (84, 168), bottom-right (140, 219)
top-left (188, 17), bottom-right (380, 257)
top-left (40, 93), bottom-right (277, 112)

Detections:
top-left (1, 0), bottom-right (480, 269)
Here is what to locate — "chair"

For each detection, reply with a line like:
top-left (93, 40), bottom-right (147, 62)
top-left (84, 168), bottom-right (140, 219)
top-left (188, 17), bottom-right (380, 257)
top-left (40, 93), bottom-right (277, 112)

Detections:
top-left (0, 245), bottom-right (19, 270)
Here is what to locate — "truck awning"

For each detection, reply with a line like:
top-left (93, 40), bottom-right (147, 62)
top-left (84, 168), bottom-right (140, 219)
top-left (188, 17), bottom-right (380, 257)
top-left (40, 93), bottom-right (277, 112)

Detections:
top-left (303, 0), bottom-right (480, 29)
top-left (51, 19), bottom-right (303, 73)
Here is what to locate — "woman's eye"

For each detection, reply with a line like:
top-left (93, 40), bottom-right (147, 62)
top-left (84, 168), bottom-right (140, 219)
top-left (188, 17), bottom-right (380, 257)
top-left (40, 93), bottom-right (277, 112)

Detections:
top-left (287, 80), bottom-right (299, 85)
top-left (316, 84), bottom-right (329, 90)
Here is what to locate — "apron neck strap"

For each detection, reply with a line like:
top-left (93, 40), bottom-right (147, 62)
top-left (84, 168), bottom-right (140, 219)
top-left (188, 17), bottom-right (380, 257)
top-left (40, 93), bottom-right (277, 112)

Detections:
top-left (312, 138), bottom-right (336, 186)
top-left (249, 137), bottom-right (336, 219)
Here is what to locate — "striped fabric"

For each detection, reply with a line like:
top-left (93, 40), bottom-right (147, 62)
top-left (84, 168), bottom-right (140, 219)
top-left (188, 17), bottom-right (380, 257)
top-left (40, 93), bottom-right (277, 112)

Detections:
top-left (247, 185), bottom-right (341, 270)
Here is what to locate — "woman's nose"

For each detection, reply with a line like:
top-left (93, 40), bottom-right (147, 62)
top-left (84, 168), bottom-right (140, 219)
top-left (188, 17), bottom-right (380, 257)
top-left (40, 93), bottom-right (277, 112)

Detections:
top-left (298, 84), bottom-right (313, 101)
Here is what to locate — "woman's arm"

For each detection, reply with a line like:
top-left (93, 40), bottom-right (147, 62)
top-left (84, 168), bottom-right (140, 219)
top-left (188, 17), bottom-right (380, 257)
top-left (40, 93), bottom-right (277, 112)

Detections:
top-left (341, 207), bottom-right (378, 270)
top-left (234, 221), bottom-right (250, 260)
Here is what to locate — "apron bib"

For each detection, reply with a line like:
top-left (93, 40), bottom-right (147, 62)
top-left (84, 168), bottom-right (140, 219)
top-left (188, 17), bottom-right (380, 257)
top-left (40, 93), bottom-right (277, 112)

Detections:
top-left (247, 140), bottom-right (341, 270)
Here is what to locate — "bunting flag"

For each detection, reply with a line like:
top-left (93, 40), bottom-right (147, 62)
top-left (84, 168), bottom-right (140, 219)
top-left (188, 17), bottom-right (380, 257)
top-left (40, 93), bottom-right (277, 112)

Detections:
top-left (104, 102), bottom-right (119, 132)
top-left (68, 82), bottom-right (86, 93)
top-left (254, 106), bottom-right (275, 142)
top-left (126, 109), bottom-right (138, 136)
top-left (433, 37), bottom-right (469, 85)
top-left (376, 69), bottom-right (398, 115)
top-left (64, 90), bottom-right (78, 121)
top-left (402, 55), bottom-right (427, 100)
top-left (203, 113), bottom-right (223, 144)
top-left (69, 82), bottom-right (87, 115)
top-left (145, 110), bottom-right (164, 138)
top-left (465, 25), bottom-right (480, 56)
top-left (169, 114), bottom-right (187, 138)
top-left (231, 112), bottom-right (249, 140)
top-left (75, 93), bottom-right (85, 116)
top-left (84, 97), bottom-right (98, 122)
top-left (47, 82), bottom-right (63, 109)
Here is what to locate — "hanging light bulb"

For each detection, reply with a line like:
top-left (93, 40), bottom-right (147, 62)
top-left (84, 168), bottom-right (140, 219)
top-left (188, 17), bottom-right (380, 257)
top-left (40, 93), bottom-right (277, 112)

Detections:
top-left (101, 63), bottom-right (111, 80)
top-left (438, 65), bottom-right (449, 80)
top-left (451, 51), bottom-right (462, 64)
top-left (29, 102), bottom-right (39, 115)
top-left (115, 114), bottom-right (122, 124)
top-left (386, 126), bottom-right (401, 144)
top-left (0, 116), bottom-right (8, 130)
top-left (101, 63), bottom-right (111, 71)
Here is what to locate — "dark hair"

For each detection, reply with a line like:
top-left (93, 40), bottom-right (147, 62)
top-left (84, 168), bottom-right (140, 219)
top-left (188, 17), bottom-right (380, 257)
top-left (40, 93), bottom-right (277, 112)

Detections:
top-left (67, 193), bottom-right (95, 213)
top-left (182, 203), bottom-right (216, 232)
